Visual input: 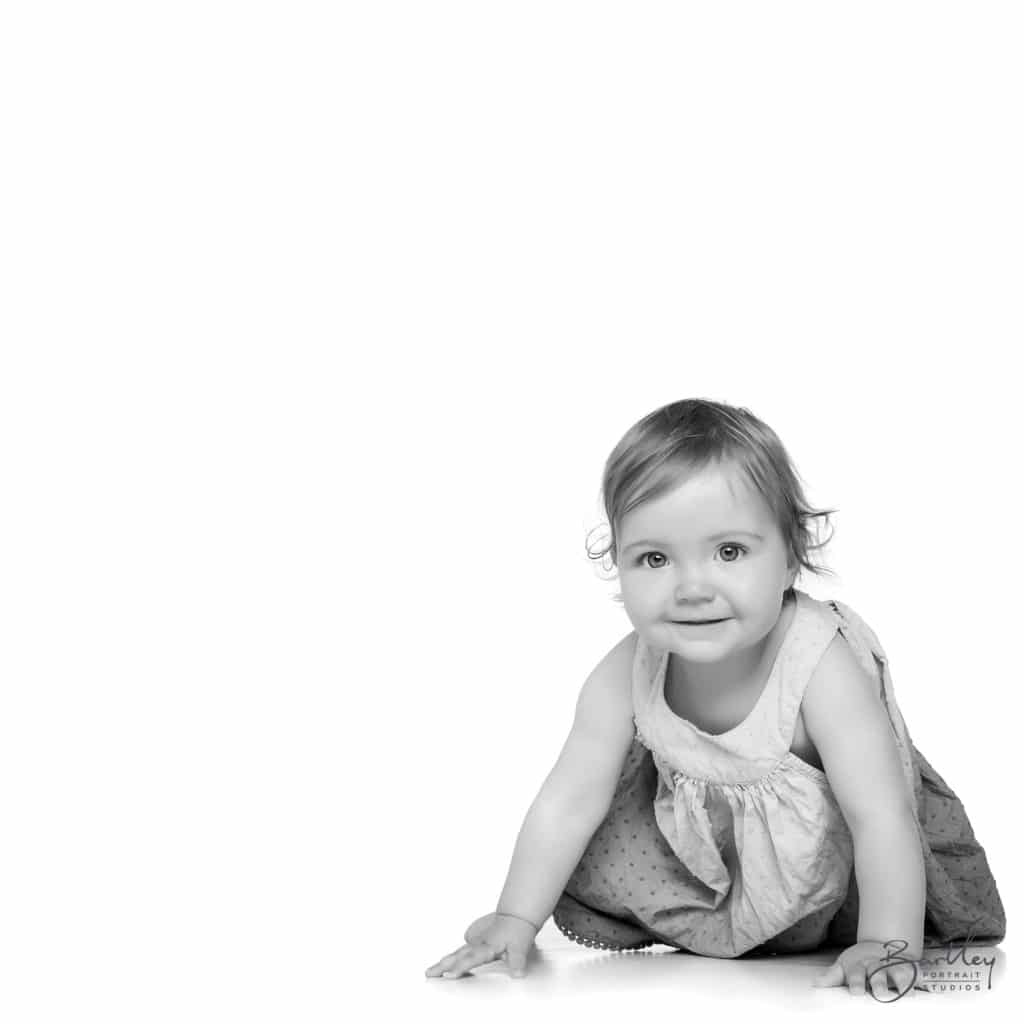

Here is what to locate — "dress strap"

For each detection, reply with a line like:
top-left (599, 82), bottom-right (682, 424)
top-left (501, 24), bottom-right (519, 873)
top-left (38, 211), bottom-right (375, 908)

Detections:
top-left (631, 630), bottom-right (665, 752)
top-left (768, 591), bottom-right (841, 748)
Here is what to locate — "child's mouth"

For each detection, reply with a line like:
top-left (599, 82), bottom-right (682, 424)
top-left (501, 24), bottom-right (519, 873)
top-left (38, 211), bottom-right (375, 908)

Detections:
top-left (674, 618), bottom-right (728, 625)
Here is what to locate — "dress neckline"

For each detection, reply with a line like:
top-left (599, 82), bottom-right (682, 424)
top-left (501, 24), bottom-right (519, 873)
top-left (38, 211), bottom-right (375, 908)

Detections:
top-left (656, 590), bottom-right (806, 740)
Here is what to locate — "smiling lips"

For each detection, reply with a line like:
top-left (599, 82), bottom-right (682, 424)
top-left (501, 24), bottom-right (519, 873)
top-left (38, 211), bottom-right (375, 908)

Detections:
top-left (674, 618), bottom-right (728, 625)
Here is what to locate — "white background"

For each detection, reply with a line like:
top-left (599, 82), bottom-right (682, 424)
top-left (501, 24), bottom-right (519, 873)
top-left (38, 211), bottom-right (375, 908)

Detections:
top-left (1, 2), bottom-right (1020, 1022)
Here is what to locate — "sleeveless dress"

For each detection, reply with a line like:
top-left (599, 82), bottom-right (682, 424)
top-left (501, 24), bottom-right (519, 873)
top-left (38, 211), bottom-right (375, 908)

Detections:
top-left (552, 589), bottom-right (1005, 956)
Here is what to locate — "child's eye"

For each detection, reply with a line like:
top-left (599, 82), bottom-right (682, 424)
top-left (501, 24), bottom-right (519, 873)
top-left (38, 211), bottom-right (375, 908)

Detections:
top-left (638, 552), bottom-right (667, 569)
top-left (718, 544), bottom-right (748, 562)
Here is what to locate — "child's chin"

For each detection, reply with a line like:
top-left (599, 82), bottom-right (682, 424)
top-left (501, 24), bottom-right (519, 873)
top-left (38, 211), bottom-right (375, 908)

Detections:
top-left (660, 631), bottom-right (732, 655)
top-left (670, 642), bottom-right (728, 660)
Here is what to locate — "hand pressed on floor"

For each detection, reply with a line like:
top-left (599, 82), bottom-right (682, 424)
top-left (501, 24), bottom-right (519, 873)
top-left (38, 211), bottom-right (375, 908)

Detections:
top-left (814, 940), bottom-right (921, 998)
top-left (426, 912), bottom-right (539, 980)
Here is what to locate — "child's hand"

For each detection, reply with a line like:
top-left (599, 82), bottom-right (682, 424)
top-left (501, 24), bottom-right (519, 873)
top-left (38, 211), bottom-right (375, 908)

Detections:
top-left (425, 912), bottom-right (539, 980)
top-left (813, 940), bottom-right (920, 998)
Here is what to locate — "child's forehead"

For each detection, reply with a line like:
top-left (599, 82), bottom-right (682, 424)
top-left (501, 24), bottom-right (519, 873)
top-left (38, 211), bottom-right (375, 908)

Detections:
top-left (661, 460), bottom-right (760, 505)
top-left (623, 463), bottom-right (775, 533)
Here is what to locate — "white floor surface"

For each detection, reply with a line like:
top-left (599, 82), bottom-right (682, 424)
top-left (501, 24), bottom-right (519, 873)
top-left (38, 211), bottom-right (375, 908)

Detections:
top-left (411, 928), bottom-right (1016, 1024)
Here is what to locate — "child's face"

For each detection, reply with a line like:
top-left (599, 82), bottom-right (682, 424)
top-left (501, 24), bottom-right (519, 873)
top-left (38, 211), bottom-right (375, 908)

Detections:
top-left (616, 461), bottom-right (797, 666)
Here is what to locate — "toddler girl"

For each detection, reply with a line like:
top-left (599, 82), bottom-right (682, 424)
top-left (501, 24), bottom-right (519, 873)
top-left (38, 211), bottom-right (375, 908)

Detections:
top-left (426, 398), bottom-right (1004, 996)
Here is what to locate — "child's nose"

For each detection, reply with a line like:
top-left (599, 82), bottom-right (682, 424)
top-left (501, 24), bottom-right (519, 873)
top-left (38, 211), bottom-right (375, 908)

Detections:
top-left (673, 569), bottom-right (714, 601)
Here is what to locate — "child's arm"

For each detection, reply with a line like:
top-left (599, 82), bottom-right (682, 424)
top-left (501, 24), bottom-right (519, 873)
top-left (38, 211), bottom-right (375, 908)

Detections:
top-left (801, 633), bottom-right (926, 997)
top-left (426, 632), bottom-right (637, 979)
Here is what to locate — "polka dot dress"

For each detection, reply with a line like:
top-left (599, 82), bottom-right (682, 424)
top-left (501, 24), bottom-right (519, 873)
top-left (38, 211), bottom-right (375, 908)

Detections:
top-left (552, 591), bottom-right (1006, 956)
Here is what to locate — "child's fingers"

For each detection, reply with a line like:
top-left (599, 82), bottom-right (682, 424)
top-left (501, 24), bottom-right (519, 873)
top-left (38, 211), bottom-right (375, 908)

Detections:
top-left (893, 964), bottom-right (920, 994)
top-left (869, 964), bottom-right (919, 1000)
top-left (845, 960), bottom-right (869, 996)
top-left (425, 946), bottom-right (466, 977)
top-left (444, 942), bottom-right (503, 979)
top-left (867, 965), bottom-right (891, 1000)
top-left (429, 942), bottom-right (501, 979)
top-left (425, 943), bottom-right (478, 978)
top-left (505, 945), bottom-right (529, 978)
top-left (812, 960), bottom-right (846, 987)
top-left (814, 951), bottom-right (920, 998)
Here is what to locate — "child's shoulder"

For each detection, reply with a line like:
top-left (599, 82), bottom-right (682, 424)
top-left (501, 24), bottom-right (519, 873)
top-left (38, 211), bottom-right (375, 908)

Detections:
top-left (574, 632), bottom-right (638, 736)
top-left (579, 632), bottom-right (637, 706)
top-left (587, 631), bottom-right (638, 687)
top-left (798, 590), bottom-right (888, 669)
top-left (800, 598), bottom-right (883, 729)
top-left (795, 592), bottom-right (873, 681)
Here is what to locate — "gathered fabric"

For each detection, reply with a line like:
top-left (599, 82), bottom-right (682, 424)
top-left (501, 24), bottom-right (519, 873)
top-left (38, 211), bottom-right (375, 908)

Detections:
top-left (553, 590), bottom-right (1005, 956)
